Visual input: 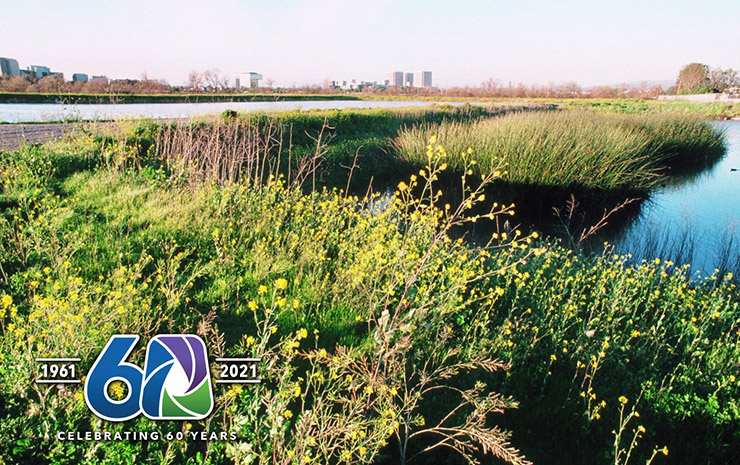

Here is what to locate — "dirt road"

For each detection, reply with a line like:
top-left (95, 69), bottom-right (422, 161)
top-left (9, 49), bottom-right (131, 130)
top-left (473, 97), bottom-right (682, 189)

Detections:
top-left (0, 123), bottom-right (77, 152)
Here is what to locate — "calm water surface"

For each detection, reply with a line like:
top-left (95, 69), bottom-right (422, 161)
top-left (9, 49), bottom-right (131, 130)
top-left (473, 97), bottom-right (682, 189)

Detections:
top-left (0, 100), bottom-right (462, 123)
top-left (611, 120), bottom-right (740, 276)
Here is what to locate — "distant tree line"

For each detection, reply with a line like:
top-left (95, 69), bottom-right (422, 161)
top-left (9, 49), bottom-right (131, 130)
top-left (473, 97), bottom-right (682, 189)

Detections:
top-left (0, 72), bottom-right (666, 98)
top-left (436, 80), bottom-right (664, 99)
top-left (2, 63), bottom-right (738, 98)
top-left (0, 73), bottom-right (172, 94)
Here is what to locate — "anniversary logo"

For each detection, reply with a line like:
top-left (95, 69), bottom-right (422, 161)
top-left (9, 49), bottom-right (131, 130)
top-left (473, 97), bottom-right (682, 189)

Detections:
top-left (38, 334), bottom-right (258, 442)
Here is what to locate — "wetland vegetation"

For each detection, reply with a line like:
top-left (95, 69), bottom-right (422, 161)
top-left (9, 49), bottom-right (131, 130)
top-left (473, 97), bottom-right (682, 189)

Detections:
top-left (1, 103), bottom-right (738, 465)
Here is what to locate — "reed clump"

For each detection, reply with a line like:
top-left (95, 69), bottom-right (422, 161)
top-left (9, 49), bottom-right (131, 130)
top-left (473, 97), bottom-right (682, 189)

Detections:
top-left (393, 111), bottom-right (726, 192)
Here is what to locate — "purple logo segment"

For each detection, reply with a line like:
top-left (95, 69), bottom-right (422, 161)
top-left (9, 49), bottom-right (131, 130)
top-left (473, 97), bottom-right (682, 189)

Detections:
top-left (141, 335), bottom-right (213, 420)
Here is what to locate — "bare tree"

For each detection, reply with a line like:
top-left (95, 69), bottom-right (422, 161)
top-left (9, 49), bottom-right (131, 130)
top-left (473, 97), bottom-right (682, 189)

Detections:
top-left (481, 77), bottom-right (500, 91)
top-left (187, 70), bottom-right (204, 91)
top-left (560, 81), bottom-right (581, 96)
top-left (647, 84), bottom-right (664, 98)
top-left (203, 68), bottom-right (230, 91)
top-left (0, 76), bottom-right (31, 92)
top-left (710, 68), bottom-right (739, 92)
top-left (82, 79), bottom-right (109, 94)
top-left (28, 75), bottom-right (65, 93)
top-left (135, 75), bottom-right (170, 94)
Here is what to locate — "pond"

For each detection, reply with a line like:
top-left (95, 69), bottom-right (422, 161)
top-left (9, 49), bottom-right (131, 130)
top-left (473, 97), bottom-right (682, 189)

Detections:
top-left (610, 120), bottom-right (740, 277)
top-left (0, 100), bottom-right (460, 123)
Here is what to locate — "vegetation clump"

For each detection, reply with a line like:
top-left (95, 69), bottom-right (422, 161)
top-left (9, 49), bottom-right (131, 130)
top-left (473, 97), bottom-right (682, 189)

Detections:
top-left (394, 111), bottom-right (725, 192)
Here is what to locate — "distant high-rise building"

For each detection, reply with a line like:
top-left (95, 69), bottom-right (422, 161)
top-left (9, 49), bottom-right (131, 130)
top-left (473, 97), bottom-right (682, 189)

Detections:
top-left (29, 65), bottom-right (51, 79)
top-left (405, 72), bottom-right (414, 87)
top-left (235, 72), bottom-right (263, 89)
top-left (387, 71), bottom-right (404, 87)
top-left (0, 57), bottom-right (20, 76)
top-left (413, 71), bottom-right (432, 88)
top-left (72, 73), bottom-right (89, 83)
top-left (91, 75), bottom-right (108, 83)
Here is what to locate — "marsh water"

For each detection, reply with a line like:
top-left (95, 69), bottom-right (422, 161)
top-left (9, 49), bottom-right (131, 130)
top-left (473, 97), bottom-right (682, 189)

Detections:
top-left (607, 120), bottom-right (740, 276)
top-left (0, 100), bottom-right (456, 123)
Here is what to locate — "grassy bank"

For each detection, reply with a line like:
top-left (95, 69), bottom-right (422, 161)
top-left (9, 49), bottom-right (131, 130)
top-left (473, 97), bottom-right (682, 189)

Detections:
top-left (95, 106), bottom-right (723, 194)
top-left (359, 96), bottom-right (740, 119)
top-left (561, 98), bottom-right (740, 119)
top-left (96, 104), bottom-right (547, 189)
top-left (0, 128), bottom-right (738, 464)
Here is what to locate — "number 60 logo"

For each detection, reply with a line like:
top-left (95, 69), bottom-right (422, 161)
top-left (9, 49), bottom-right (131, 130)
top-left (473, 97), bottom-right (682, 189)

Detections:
top-left (84, 335), bottom-right (214, 422)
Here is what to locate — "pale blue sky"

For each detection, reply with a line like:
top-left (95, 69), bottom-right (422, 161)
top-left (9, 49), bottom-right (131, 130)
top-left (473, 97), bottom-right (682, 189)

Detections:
top-left (3, 0), bottom-right (739, 88)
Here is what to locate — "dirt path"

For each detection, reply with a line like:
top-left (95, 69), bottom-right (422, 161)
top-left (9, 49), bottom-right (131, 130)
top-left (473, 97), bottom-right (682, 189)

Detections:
top-left (0, 118), bottom-right (196, 153)
top-left (0, 123), bottom-right (78, 152)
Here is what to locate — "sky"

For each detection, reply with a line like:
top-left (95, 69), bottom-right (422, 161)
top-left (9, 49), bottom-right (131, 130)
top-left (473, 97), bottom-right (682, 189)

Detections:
top-left (2, 0), bottom-right (739, 88)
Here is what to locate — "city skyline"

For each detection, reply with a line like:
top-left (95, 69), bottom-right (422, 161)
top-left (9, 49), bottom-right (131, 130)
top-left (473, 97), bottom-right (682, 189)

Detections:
top-left (2, 0), bottom-right (739, 88)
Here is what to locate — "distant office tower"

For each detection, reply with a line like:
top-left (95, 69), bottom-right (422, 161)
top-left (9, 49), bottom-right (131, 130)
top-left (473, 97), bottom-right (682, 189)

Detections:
top-left (405, 72), bottom-right (414, 87)
top-left (235, 72), bottom-right (263, 89)
top-left (29, 65), bottom-right (51, 79)
top-left (386, 71), bottom-right (404, 87)
top-left (72, 73), bottom-right (89, 83)
top-left (91, 75), bottom-right (108, 83)
top-left (0, 57), bottom-right (20, 76)
top-left (413, 71), bottom-right (432, 88)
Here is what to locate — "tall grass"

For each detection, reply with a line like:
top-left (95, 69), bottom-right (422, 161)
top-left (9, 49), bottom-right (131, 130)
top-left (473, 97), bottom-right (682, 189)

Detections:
top-left (394, 111), bottom-right (726, 192)
top-left (95, 104), bottom-right (555, 190)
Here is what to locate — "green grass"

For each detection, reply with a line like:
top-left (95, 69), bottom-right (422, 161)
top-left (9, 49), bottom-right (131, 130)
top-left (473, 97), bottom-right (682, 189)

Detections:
top-left (393, 110), bottom-right (726, 192)
top-left (560, 98), bottom-right (740, 119)
top-left (0, 111), bottom-right (738, 465)
top-left (355, 96), bottom-right (740, 119)
top-left (98, 104), bottom-right (536, 189)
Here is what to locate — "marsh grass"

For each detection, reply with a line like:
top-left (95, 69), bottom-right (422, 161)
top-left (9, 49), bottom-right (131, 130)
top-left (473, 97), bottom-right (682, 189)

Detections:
top-left (394, 111), bottom-right (726, 192)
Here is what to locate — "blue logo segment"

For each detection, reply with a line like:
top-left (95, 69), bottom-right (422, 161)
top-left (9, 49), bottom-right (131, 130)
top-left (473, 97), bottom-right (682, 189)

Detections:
top-left (84, 334), bottom-right (213, 422)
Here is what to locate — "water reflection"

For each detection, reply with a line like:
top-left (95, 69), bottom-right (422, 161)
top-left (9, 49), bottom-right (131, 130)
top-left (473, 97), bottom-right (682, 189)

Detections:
top-left (604, 121), bottom-right (740, 276)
